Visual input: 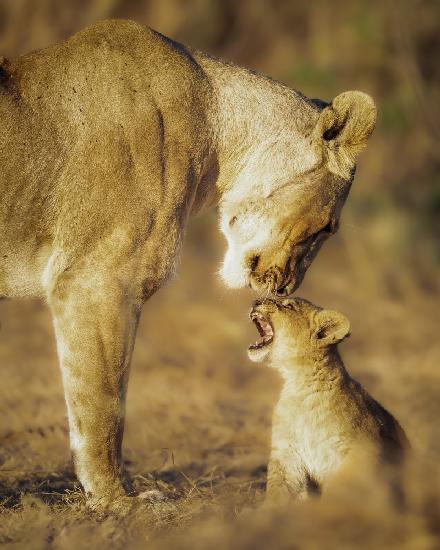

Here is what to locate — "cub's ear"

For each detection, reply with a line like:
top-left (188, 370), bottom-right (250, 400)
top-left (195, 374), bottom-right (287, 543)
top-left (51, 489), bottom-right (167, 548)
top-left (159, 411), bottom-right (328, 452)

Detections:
top-left (313, 309), bottom-right (350, 347)
top-left (315, 91), bottom-right (377, 178)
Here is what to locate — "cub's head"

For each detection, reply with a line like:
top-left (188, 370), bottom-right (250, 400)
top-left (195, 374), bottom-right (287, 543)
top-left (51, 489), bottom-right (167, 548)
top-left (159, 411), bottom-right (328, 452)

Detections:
top-left (219, 91), bottom-right (376, 296)
top-left (248, 297), bottom-right (350, 364)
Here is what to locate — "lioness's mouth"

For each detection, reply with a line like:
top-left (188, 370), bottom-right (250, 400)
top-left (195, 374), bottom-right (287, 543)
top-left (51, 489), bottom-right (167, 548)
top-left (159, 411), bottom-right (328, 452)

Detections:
top-left (249, 311), bottom-right (274, 350)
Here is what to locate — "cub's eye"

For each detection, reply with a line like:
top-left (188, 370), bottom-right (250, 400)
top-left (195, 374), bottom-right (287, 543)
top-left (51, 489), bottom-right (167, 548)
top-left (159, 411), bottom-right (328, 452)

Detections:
top-left (229, 216), bottom-right (238, 227)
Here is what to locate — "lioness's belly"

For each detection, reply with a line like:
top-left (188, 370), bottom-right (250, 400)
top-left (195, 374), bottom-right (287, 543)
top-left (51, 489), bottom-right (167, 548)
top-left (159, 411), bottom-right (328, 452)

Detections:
top-left (0, 75), bottom-right (61, 297)
top-left (0, 240), bottom-right (52, 298)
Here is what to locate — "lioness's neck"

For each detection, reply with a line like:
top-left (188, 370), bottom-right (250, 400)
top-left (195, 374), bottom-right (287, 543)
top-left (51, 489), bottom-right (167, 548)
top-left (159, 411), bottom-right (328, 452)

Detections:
top-left (194, 52), bottom-right (320, 194)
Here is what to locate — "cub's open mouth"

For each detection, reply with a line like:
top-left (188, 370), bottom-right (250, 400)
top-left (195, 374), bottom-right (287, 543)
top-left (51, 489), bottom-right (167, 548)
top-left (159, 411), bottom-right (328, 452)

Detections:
top-left (249, 311), bottom-right (274, 350)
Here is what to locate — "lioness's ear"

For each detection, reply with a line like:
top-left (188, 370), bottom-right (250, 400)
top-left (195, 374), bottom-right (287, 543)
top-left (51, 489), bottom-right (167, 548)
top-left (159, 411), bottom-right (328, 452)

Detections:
top-left (313, 309), bottom-right (350, 346)
top-left (315, 91), bottom-right (377, 178)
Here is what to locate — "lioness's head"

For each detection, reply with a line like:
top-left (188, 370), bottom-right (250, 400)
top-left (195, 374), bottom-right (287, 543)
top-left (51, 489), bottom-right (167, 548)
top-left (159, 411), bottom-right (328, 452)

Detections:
top-left (219, 91), bottom-right (376, 295)
top-left (248, 297), bottom-right (350, 364)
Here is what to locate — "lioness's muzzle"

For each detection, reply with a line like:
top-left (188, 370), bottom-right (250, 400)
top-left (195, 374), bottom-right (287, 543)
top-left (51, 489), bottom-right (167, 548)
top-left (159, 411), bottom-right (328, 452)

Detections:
top-left (275, 221), bottom-right (337, 296)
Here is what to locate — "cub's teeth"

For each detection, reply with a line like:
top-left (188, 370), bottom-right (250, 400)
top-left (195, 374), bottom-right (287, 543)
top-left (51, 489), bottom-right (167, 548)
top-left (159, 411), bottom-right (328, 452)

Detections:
top-left (260, 321), bottom-right (273, 337)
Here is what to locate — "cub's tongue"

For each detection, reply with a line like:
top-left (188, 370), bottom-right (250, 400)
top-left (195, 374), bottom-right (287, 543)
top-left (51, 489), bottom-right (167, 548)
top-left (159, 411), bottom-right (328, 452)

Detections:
top-left (249, 313), bottom-right (274, 350)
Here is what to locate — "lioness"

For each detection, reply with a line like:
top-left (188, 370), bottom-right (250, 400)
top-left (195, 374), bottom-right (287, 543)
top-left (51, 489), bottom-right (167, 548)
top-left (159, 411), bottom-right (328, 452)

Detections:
top-left (248, 298), bottom-right (408, 504)
top-left (0, 19), bottom-right (376, 511)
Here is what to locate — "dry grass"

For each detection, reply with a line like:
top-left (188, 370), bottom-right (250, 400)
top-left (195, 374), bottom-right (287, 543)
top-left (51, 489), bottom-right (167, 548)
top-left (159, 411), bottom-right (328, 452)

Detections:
top-left (0, 217), bottom-right (439, 549)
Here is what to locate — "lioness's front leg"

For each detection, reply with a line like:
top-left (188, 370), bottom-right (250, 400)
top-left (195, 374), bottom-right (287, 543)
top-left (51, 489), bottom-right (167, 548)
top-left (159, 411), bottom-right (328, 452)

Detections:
top-left (47, 268), bottom-right (142, 511)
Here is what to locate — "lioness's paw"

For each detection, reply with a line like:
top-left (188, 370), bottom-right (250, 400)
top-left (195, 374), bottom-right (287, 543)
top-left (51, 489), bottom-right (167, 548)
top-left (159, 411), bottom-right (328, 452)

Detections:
top-left (88, 491), bottom-right (176, 518)
top-left (87, 495), bottom-right (147, 517)
top-left (137, 489), bottom-right (168, 503)
top-left (138, 490), bottom-right (178, 516)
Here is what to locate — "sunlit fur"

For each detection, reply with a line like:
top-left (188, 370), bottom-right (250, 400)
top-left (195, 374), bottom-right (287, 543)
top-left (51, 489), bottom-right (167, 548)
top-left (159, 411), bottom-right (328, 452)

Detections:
top-left (210, 69), bottom-right (377, 294)
top-left (0, 20), bottom-right (375, 512)
top-left (249, 298), bottom-right (408, 504)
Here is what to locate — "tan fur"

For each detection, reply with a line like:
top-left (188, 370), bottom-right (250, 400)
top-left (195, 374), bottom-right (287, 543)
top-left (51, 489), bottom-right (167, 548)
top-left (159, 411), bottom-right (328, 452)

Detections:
top-left (0, 20), bottom-right (376, 511)
top-left (248, 298), bottom-right (408, 504)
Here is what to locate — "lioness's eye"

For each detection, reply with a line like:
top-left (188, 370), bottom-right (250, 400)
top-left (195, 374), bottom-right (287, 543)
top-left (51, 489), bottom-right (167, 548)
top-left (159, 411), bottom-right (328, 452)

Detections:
top-left (229, 216), bottom-right (238, 227)
top-left (250, 255), bottom-right (260, 271)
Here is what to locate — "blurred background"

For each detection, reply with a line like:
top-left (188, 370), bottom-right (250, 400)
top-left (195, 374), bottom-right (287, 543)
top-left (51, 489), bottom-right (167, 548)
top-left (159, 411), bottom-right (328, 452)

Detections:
top-left (0, 1), bottom-right (439, 548)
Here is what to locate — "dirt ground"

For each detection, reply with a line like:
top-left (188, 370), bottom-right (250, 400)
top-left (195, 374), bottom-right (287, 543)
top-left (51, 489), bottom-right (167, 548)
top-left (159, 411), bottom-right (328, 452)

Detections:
top-left (0, 211), bottom-right (439, 549)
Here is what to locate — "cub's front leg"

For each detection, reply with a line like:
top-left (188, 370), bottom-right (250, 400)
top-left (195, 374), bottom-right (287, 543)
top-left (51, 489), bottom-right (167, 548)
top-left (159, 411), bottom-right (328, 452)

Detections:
top-left (265, 451), bottom-right (309, 506)
top-left (47, 265), bottom-right (143, 512)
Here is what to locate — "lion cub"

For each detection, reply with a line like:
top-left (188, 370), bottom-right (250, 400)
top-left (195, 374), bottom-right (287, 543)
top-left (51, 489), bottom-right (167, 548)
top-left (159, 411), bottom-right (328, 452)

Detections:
top-left (248, 298), bottom-right (408, 504)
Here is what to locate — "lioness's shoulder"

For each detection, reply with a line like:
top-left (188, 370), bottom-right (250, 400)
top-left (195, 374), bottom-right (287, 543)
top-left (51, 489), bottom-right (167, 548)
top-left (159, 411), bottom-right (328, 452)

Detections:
top-left (15, 19), bottom-right (203, 83)
top-left (66, 19), bottom-right (168, 54)
top-left (10, 19), bottom-right (211, 124)
top-left (64, 19), bottom-right (201, 74)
